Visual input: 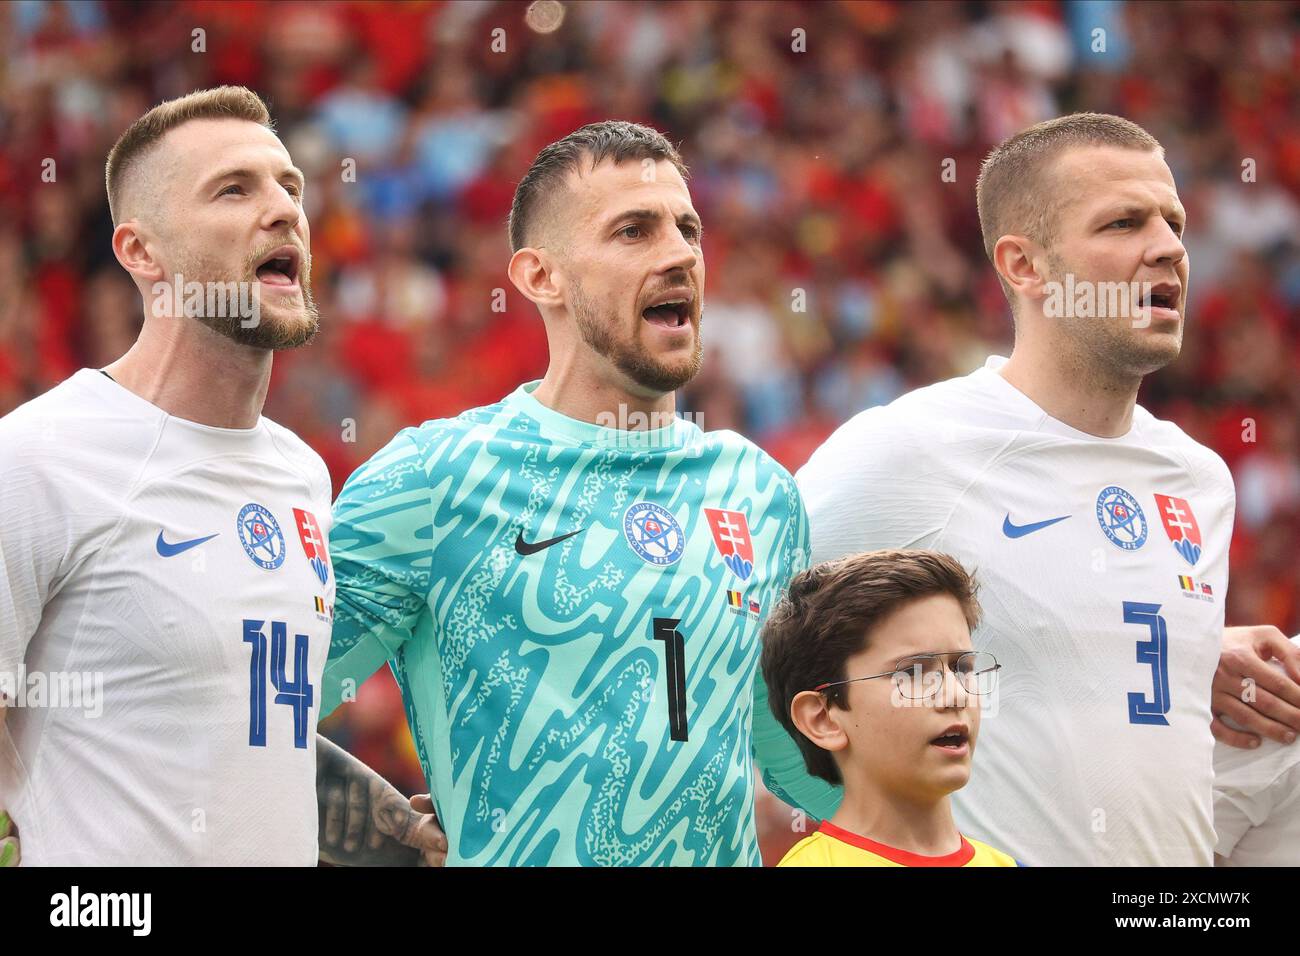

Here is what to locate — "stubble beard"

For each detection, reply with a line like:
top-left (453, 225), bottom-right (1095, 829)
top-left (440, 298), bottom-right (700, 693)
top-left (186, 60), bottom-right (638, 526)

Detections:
top-left (1045, 250), bottom-right (1182, 387)
top-left (570, 278), bottom-right (704, 395)
top-left (169, 242), bottom-right (320, 351)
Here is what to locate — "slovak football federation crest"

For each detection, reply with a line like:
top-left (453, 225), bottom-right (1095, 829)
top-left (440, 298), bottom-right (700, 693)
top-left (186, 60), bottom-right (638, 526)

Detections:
top-left (623, 502), bottom-right (685, 566)
top-left (703, 507), bottom-right (755, 581)
top-left (293, 507), bottom-right (330, 585)
top-left (1095, 486), bottom-right (1147, 551)
top-left (237, 502), bottom-right (286, 570)
top-left (1153, 493), bottom-right (1202, 566)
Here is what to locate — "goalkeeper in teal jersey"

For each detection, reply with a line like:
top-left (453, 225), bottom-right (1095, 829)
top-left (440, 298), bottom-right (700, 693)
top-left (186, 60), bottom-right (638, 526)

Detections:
top-left (320, 122), bottom-right (810, 866)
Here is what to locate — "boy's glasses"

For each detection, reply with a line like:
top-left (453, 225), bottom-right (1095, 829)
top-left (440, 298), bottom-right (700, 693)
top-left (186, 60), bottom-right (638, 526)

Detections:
top-left (813, 651), bottom-right (1001, 701)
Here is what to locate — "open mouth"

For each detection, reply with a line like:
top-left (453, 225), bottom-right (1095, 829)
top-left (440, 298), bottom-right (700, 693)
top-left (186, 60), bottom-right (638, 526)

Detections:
top-left (930, 728), bottom-right (969, 751)
top-left (254, 245), bottom-right (301, 288)
top-left (1138, 285), bottom-right (1180, 313)
top-left (641, 291), bottom-right (692, 330)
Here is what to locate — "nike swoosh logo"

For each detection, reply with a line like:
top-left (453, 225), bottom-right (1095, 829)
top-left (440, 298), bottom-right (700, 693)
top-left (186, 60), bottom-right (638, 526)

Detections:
top-left (156, 531), bottom-right (219, 557)
top-left (1002, 514), bottom-right (1070, 538)
top-left (515, 529), bottom-right (583, 556)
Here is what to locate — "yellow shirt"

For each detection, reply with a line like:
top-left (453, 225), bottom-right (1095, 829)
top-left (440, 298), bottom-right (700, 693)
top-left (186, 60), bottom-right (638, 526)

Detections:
top-left (778, 821), bottom-right (1021, 867)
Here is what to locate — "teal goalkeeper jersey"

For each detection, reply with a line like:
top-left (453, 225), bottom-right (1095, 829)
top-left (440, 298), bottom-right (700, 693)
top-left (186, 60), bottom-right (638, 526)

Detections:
top-left (321, 382), bottom-right (810, 866)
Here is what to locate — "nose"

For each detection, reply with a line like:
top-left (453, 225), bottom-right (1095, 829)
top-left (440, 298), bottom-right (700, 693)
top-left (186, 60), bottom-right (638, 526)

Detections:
top-left (937, 664), bottom-right (970, 710)
top-left (260, 181), bottom-right (302, 234)
top-left (658, 227), bottom-right (699, 276)
top-left (1146, 219), bottom-right (1186, 271)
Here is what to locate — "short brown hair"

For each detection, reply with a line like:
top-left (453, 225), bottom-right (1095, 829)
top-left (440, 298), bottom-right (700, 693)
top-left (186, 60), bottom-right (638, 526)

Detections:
top-left (976, 112), bottom-right (1163, 302)
top-left (760, 550), bottom-right (982, 785)
top-left (507, 120), bottom-right (689, 253)
top-left (105, 86), bottom-right (274, 225)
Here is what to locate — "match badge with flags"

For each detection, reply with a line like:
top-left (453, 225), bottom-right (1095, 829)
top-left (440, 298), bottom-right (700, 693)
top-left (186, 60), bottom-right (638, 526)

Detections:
top-left (724, 590), bottom-right (761, 619)
top-left (1177, 574), bottom-right (1214, 602)
top-left (293, 508), bottom-right (331, 586)
top-left (704, 507), bottom-right (755, 581)
top-left (1153, 493), bottom-right (1203, 566)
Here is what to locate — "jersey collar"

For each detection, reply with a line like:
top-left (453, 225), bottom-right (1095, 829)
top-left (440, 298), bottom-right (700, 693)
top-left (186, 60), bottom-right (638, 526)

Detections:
top-left (818, 819), bottom-right (976, 867)
top-left (79, 368), bottom-right (268, 440)
top-left (505, 381), bottom-right (693, 450)
top-left (978, 355), bottom-right (1142, 444)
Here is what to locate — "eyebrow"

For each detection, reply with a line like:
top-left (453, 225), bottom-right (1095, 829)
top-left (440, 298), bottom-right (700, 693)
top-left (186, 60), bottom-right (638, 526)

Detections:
top-left (1093, 202), bottom-right (1186, 226)
top-left (202, 166), bottom-right (306, 192)
top-left (601, 207), bottom-right (703, 233)
top-left (888, 650), bottom-right (968, 669)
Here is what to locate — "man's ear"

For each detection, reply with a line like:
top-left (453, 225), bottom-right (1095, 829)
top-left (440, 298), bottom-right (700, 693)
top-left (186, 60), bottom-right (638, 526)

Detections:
top-left (508, 247), bottom-right (565, 312)
top-left (993, 234), bottom-right (1051, 308)
top-left (111, 221), bottom-right (166, 287)
top-left (790, 690), bottom-right (849, 756)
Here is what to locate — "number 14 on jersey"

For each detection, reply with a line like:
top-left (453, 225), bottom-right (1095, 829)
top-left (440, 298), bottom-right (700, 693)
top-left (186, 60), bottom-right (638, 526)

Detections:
top-left (242, 619), bottom-right (315, 749)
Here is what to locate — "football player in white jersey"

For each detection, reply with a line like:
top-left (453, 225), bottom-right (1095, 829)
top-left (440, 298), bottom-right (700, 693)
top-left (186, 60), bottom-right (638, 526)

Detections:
top-left (758, 113), bottom-right (1300, 865)
top-left (1214, 635), bottom-right (1300, 866)
top-left (0, 87), bottom-right (444, 866)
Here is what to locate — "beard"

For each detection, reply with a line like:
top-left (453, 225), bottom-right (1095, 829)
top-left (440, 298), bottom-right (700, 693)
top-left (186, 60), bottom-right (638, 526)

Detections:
top-left (570, 278), bottom-right (704, 394)
top-left (168, 240), bottom-right (319, 351)
top-left (1045, 250), bottom-right (1182, 382)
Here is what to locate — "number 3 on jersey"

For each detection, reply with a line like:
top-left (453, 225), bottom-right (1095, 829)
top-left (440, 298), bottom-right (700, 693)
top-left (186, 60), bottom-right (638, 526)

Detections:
top-left (243, 619), bottom-right (314, 748)
top-left (1125, 601), bottom-right (1170, 726)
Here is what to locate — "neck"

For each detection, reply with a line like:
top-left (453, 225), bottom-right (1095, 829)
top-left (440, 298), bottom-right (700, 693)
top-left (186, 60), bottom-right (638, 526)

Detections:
top-left (1000, 335), bottom-right (1140, 438)
top-left (104, 315), bottom-right (272, 429)
top-left (828, 776), bottom-right (963, 858)
top-left (532, 358), bottom-right (676, 428)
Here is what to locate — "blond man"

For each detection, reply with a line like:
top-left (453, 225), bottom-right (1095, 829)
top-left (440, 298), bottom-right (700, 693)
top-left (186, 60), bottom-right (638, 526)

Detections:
top-left (0, 87), bottom-right (443, 866)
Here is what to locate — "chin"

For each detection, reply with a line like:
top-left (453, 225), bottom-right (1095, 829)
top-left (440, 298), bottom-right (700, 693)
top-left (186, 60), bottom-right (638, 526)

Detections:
top-left (934, 766), bottom-right (972, 796)
top-left (219, 308), bottom-right (319, 351)
top-left (267, 313), bottom-right (320, 350)
top-left (1128, 333), bottom-right (1182, 375)
top-left (619, 347), bottom-right (703, 394)
top-left (907, 771), bottom-right (969, 804)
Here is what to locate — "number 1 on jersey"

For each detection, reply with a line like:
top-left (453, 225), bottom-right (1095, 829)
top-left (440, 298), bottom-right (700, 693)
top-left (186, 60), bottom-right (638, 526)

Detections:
top-left (1124, 601), bottom-right (1170, 726)
top-left (653, 617), bottom-right (688, 741)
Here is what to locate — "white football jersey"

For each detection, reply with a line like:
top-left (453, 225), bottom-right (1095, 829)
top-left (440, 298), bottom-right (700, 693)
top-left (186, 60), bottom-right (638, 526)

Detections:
top-left (1213, 638), bottom-right (1300, 867)
top-left (0, 369), bottom-right (334, 865)
top-left (794, 356), bottom-right (1235, 866)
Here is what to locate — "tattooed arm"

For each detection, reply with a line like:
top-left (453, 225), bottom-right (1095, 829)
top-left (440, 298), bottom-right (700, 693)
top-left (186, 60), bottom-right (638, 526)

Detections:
top-left (316, 734), bottom-right (447, 866)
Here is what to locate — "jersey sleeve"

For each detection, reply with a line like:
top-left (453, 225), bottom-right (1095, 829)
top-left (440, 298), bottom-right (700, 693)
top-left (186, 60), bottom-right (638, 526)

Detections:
top-left (796, 407), bottom-right (953, 565)
top-left (752, 669), bottom-right (844, 821)
top-left (321, 430), bottom-right (435, 717)
top-left (751, 478), bottom-right (845, 821)
top-left (0, 423), bottom-right (70, 683)
top-left (1211, 757), bottom-right (1288, 860)
top-left (1212, 788), bottom-right (1260, 860)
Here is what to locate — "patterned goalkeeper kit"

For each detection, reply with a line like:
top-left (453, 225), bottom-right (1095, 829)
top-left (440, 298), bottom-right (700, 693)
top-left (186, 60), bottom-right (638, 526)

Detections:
top-left (321, 382), bottom-right (809, 866)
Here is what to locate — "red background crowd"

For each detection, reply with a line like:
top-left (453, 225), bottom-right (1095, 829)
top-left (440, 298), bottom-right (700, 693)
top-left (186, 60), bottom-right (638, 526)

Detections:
top-left (3, 0), bottom-right (1298, 862)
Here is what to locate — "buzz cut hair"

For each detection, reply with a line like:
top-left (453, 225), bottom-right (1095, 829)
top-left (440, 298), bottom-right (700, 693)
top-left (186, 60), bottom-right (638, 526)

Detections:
top-left (105, 85), bottom-right (274, 226)
top-left (507, 120), bottom-right (689, 253)
top-left (976, 112), bottom-right (1164, 303)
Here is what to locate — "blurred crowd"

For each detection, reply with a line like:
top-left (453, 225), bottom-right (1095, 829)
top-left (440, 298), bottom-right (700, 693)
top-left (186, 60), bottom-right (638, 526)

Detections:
top-left (3, 0), bottom-right (1299, 856)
